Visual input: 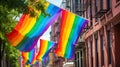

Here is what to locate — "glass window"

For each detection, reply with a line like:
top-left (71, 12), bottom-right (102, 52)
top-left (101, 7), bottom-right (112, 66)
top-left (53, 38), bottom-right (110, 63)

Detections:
top-left (80, 50), bottom-right (83, 67)
top-left (107, 30), bottom-right (112, 64)
top-left (75, 51), bottom-right (81, 67)
top-left (101, 35), bottom-right (104, 66)
top-left (100, 0), bottom-right (104, 9)
top-left (75, 0), bottom-right (79, 9)
top-left (86, 9), bottom-right (88, 19)
top-left (90, 40), bottom-right (93, 67)
top-left (95, 0), bottom-right (98, 22)
top-left (77, 52), bottom-right (79, 67)
top-left (90, 0), bottom-right (93, 25)
top-left (75, 54), bottom-right (77, 67)
top-left (85, 0), bottom-right (88, 18)
top-left (107, 0), bottom-right (112, 10)
top-left (95, 33), bottom-right (99, 67)
top-left (95, 0), bottom-right (98, 12)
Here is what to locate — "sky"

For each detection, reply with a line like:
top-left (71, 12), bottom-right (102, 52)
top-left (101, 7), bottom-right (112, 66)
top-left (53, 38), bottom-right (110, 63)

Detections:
top-left (47, 0), bottom-right (63, 7)
top-left (40, 26), bottom-right (51, 40)
top-left (40, 0), bottom-right (62, 41)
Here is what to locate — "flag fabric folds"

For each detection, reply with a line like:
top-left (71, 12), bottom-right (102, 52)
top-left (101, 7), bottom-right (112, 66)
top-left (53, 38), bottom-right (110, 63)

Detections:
top-left (55, 9), bottom-right (89, 59)
top-left (22, 48), bottom-right (36, 65)
top-left (6, 2), bottom-right (62, 52)
top-left (36, 39), bottom-right (56, 61)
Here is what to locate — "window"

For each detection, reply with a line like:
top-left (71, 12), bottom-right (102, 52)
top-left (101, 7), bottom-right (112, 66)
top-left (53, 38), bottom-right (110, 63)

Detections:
top-left (75, 51), bottom-right (81, 67)
top-left (85, 9), bottom-right (89, 29)
top-left (71, 0), bottom-right (75, 13)
top-left (107, 30), bottom-right (112, 64)
top-left (94, 33), bottom-right (99, 67)
top-left (90, 0), bottom-right (93, 26)
top-left (77, 52), bottom-right (79, 67)
top-left (75, 0), bottom-right (86, 15)
top-left (80, 0), bottom-right (85, 12)
top-left (80, 50), bottom-right (83, 67)
top-left (85, 0), bottom-right (89, 18)
top-left (75, 50), bottom-right (86, 67)
top-left (95, 0), bottom-right (98, 22)
top-left (107, 0), bottom-right (112, 10)
top-left (95, 0), bottom-right (98, 12)
top-left (80, 0), bottom-right (81, 8)
top-left (86, 0), bottom-right (88, 9)
top-left (86, 9), bottom-right (88, 19)
top-left (90, 40), bottom-right (93, 67)
top-left (75, 0), bottom-right (79, 10)
top-left (83, 0), bottom-right (85, 11)
top-left (100, 0), bottom-right (104, 9)
top-left (75, 54), bottom-right (77, 67)
top-left (101, 35), bottom-right (104, 66)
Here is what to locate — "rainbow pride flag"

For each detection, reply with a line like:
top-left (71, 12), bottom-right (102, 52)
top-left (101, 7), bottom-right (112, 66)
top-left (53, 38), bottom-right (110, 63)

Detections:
top-left (55, 9), bottom-right (89, 59)
top-left (36, 39), bottom-right (56, 61)
top-left (6, 2), bottom-right (62, 51)
top-left (22, 48), bottom-right (36, 65)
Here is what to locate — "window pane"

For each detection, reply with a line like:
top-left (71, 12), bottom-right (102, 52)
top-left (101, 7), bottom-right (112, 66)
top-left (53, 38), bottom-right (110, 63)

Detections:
top-left (95, 0), bottom-right (98, 12)
top-left (101, 0), bottom-right (103, 9)
top-left (90, 0), bottom-right (93, 25)
top-left (80, 51), bottom-right (83, 67)
top-left (95, 33), bottom-right (98, 67)
top-left (75, 0), bottom-right (79, 9)
top-left (78, 52), bottom-right (79, 67)
top-left (101, 35), bottom-right (104, 66)
top-left (107, 0), bottom-right (111, 10)
top-left (107, 30), bottom-right (112, 64)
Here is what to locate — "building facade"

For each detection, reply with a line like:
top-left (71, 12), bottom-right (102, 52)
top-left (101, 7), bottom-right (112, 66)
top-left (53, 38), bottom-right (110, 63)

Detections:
top-left (74, 0), bottom-right (120, 67)
top-left (51, 0), bottom-right (120, 67)
top-left (67, 0), bottom-right (120, 67)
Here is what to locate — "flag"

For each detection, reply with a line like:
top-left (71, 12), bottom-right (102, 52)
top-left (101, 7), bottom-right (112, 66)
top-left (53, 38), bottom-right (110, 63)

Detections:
top-left (6, 2), bottom-right (62, 51)
top-left (22, 48), bottom-right (36, 65)
top-left (55, 9), bottom-right (89, 59)
top-left (36, 39), bottom-right (56, 61)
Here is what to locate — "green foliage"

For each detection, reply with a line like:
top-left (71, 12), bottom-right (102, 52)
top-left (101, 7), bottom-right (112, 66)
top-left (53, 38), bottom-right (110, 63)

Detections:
top-left (0, 0), bottom-right (47, 41)
top-left (0, 0), bottom-right (46, 67)
top-left (5, 42), bottom-right (20, 67)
